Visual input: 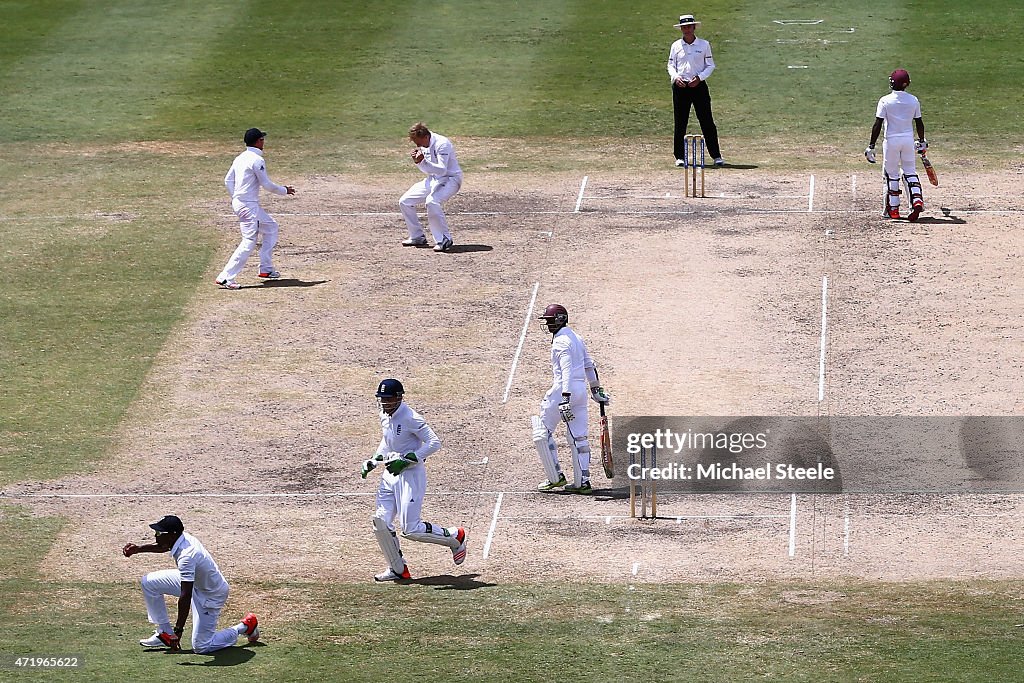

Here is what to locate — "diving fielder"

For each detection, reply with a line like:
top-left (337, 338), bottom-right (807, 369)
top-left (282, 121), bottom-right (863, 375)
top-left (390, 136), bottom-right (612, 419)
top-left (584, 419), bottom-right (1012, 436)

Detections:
top-left (533, 304), bottom-right (612, 494)
top-left (865, 69), bottom-right (928, 222)
top-left (360, 379), bottom-right (467, 581)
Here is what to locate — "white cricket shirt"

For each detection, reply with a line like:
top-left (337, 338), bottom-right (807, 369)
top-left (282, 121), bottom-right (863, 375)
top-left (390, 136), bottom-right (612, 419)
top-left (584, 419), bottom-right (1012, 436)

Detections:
top-left (415, 132), bottom-right (463, 181)
top-left (224, 147), bottom-right (288, 203)
top-left (377, 402), bottom-right (441, 463)
top-left (875, 91), bottom-right (922, 140)
top-left (170, 532), bottom-right (229, 607)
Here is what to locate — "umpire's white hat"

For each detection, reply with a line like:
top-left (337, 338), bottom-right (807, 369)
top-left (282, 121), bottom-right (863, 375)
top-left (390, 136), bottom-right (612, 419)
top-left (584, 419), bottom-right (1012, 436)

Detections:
top-left (674, 14), bottom-right (701, 27)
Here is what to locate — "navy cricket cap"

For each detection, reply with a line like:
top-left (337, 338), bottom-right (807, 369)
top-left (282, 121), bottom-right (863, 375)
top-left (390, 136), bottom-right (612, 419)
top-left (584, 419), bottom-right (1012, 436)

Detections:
top-left (149, 515), bottom-right (184, 533)
top-left (244, 128), bottom-right (267, 145)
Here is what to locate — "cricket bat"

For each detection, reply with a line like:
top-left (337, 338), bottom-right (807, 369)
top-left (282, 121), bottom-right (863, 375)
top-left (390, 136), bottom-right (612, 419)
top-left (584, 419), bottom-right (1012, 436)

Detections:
top-left (593, 367), bottom-right (614, 479)
top-left (920, 151), bottom-right (939, 186)
top-left (599, 401), bottom-right (614, 479)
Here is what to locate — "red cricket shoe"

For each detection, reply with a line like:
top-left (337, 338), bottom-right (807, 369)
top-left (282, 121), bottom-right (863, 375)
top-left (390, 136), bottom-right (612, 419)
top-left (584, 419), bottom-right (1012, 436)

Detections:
top-left (907, 202), bottom-right (923, 222)
top-left (241, 613), bottom-right (259, 642)
top-left (886, 207), bottom-right (901, 219)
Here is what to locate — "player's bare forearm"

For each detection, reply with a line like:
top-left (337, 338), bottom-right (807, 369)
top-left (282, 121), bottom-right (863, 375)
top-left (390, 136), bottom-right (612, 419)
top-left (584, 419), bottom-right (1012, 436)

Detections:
top-left (869, 118), bottom-right (883, 146)
top-left (122, 542), bottom-right (169, 557)
top-left (915, 117), bottom-right (925, 141)
top-left (175, 583), bottom-right (194, 632)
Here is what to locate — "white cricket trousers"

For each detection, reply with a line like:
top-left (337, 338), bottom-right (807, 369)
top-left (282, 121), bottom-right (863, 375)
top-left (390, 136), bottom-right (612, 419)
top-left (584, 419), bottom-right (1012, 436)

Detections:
top-left (217, 199), bottom-right (279, 281)
top-left (141, 569), bottom-right (239, 653)
top-left (375, 466), bottom-right (455, 544)
top-left (399, 176), bottom-right (461, 244)
top-left (882, 137), bottom-right (919, 208)
top-left (540, 382), bottom-right (591, 484)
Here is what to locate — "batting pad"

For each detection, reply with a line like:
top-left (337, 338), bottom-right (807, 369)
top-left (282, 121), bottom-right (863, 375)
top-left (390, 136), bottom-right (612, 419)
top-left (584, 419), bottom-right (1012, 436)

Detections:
top-left (403, 521), bottom-right (459, 548)
top-left (372, 517), bottom-right (406, 572)
top-left (532, 415), bottom-right (561, 483)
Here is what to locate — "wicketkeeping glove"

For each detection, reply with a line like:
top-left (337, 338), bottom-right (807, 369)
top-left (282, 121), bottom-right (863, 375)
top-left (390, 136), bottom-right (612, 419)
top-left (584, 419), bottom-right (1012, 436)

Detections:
top-left (558, 393), bottom-right (575, 422)
top-left (386, 452), bottom-right (419, 476)
top-left (864, 145), bottom-right (876, 163)
top-left (360, 453), bottom-right (385, 478)
top-left (590, 386), bottom-right (612, 405)
top-left (915, 139), bottom-right (928, 153)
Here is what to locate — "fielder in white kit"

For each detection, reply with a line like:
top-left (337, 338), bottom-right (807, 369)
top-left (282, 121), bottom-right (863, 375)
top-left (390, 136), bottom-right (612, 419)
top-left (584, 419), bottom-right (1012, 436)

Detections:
top-left (865, 69), bottom-right (928, 222)
top-left (361, 379), bottom-right (467, 581)
top-left (533, 304), bottom-right (612, 494)
top-left (399, 122), bottom-right (462, 253)
top-left (122, 515), bottom-right (259, 652)
top-left (215, 128), bottom-right (296, 289)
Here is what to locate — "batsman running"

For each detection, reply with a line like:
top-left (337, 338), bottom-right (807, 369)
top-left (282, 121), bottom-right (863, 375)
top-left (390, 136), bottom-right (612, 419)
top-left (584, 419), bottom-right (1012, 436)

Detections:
top-left (361, 378), bottom-right (467, 582)
top-left (533, 304), bottom-right (612, 494)
top-left (865, 68), bottom-right (929, 222)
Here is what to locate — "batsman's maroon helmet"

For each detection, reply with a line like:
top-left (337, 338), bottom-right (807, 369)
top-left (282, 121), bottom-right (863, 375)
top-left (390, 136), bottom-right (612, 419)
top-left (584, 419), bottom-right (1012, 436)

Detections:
top-left (538, 303), bottom-right (569, 333)
top-left (889, 69), bottom-right (910, 90)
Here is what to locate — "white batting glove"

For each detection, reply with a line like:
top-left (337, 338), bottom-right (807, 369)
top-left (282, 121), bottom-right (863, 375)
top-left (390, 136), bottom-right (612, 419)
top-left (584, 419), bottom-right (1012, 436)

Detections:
top-left (590, 386), bottom-right (612, 405)
top-left (558, 394), bottom-right (575, 422)
top-left (864, 145), bottom-right (876, 163)
top-left (915, 139), bottom-right (928, 153)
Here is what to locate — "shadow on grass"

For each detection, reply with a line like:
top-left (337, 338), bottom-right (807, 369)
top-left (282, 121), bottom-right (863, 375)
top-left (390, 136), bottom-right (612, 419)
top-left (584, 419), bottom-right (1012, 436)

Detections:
top-left (404, 573), bottom-right (497, 590)
top-left (177, 643), bottom-right (264, 666)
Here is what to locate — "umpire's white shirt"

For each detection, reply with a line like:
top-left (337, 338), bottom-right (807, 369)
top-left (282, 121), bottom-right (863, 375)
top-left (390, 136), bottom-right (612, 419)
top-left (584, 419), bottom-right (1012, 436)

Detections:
top-left (415, 133), bottom-right (463, 182)
top-left (549, 326), bottom-right (595, 397)
top-left (876, 91), bottom-right (921, 140)
top-left (377, 403), bottom-right (441, 464)
top-left (667, 37), bottom-right (716, 83)
top-left (224, 147), bottom-right (288, 204)
top-left (171, 532), bottom-right (229, 608)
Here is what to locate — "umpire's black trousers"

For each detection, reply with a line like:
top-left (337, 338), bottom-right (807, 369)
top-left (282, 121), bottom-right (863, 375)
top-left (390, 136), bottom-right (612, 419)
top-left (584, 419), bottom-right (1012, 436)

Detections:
top-left (672, 80), bottom-right (722, 161)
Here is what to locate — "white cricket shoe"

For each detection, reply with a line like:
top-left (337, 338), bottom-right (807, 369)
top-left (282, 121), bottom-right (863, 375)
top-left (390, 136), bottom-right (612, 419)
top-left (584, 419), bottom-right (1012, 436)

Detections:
top-left (452, 528), bottom-right (468, 565)
top-left (675, 159), bottom-right (686, 167)
top-left (139, 630), bottom-right (176, 647)
top-left (215, 278), bottom-right (241, 290)
top-left (374, 565), bottom-right (411, 582)
top-left (402, 236), bottom-right (428, 247)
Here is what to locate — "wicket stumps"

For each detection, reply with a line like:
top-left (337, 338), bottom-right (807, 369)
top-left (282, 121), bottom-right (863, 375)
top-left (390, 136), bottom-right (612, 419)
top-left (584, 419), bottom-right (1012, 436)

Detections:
top-left (629, 444), bottom-right (658, 519)
top-left (683, 134), bottom-right (706, 198)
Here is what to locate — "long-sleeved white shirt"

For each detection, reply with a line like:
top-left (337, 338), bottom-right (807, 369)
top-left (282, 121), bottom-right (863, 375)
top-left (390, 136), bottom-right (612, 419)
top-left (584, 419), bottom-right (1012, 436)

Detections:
top-left (667, 36), bottom-right (716, 83)
top-left (376, 402), bottom-right (441, 463)
top-left (224, 147), bottom-right (288, 203)
top-left (415, 132), bottom-right (463, 181)
top-left (875, 91), bottom-right (922, 140)
top-left (549, 326), bottom-right (597, 396)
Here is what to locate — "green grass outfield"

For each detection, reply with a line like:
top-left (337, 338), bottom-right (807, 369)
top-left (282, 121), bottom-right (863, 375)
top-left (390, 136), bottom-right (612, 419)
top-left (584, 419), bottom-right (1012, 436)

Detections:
top-left (1, 507), bottom-right (1022, 682)
top-left (2, 1), bottom-right (1023, 678)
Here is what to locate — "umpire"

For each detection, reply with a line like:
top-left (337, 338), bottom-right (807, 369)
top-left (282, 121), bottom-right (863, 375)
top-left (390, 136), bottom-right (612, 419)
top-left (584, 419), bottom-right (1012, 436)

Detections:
top-left (667, 14), bottom-right (725, 167)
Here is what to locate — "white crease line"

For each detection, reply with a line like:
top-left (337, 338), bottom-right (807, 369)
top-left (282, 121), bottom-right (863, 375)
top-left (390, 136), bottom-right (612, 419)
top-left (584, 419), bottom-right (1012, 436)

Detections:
top-left (502, 282), bottom-right (539, 403)
top-left (808, 174), bottom-right (815, 212)
top-left (631, 562), bottom-right (640, 576)
top-left (789, 494), bottom-right (797, 557)
top-left (851, 174), bottom-right (857, 204)
top-left (818, 275), bottom-right (828, 402)
top-left (574, 175), bottom-right (589, 213)
top-left (482, 492), bottom-right (505, 559)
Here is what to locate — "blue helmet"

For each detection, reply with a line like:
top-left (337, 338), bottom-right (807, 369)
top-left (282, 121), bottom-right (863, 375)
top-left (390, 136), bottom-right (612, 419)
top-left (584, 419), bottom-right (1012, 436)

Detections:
top-left (375, 379), bottom-right (404, 398)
